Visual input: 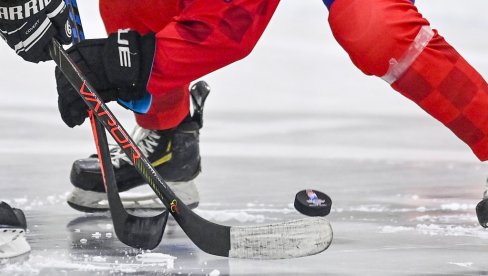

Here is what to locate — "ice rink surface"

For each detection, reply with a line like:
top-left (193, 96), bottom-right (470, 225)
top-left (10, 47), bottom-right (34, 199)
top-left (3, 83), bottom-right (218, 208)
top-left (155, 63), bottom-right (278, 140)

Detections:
top-left (1, 1), bottom-right (488, 275)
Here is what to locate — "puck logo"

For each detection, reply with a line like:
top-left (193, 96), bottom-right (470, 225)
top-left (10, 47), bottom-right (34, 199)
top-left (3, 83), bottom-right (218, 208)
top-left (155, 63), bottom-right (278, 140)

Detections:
top-left (306, 190), bottom-right (326, 207)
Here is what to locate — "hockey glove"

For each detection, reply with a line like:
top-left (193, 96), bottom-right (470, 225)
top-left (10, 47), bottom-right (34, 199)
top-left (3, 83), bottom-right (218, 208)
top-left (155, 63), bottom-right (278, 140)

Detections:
top-left (0, 0), bottom-right (71, 63)
top-left (55, 29), bottom-right (156, 127)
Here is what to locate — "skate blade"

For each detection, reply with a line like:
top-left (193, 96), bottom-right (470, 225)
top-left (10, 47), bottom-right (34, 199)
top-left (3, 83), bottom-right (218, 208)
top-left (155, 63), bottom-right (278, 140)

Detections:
top-left (67, 181), bottom-right (199, 213)
top-left (0, 228), bottom-right (31, 259)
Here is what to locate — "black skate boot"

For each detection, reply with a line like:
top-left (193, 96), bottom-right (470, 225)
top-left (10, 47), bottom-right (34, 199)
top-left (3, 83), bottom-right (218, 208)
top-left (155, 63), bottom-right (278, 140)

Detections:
top-left (67, 81), bottom-right (210, 212)
top-left (476, 177), bottom-right (488, 228)
top-left (0, 202), bottom-right (30, 258)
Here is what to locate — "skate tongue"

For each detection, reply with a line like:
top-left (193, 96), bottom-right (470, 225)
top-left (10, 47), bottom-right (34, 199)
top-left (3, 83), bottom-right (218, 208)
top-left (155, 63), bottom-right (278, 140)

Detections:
top-left (190, 81), bottom-right (210, 129)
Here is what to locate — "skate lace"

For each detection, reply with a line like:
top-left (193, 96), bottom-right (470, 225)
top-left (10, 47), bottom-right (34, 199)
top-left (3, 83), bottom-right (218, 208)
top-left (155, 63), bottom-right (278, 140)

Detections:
top-left (108, 126), bottom-right (161, 168)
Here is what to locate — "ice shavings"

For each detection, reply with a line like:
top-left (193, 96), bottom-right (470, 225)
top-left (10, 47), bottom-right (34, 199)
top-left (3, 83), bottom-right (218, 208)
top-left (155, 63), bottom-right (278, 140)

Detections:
top-left (448, 262), bottom-right (473, 268)
top-left (136, 253), bottom-right (176, 269)
top-left (345, 204), bottom-right (423, 213)
top-left (379, 226), bottom-right (413, 233)
top-left (1, 252), bottom-right (177, 274)
top-left (91, 256), bottom-right (107, 262)
top-left (209, 269), bottom-right (220, 276)
top-left (195, 209), bottom-right (265, 223)
top-left (14, 197), bottom-right (28, 205)
top-left (3, 192), bottom-right (71, 211)
top-left (380, 224), bottom-right (488, 239)
top-left (198, 202), bottom-right (224, 207)
top-left (1, 255), bottom-right (115, 274)
top-left (0, 262), bottom-right (40, 274)
top-left (415, 224), bottom-right (488, 238)
top-left (349, 204), bottom-right (388, 213)
top-left (340, 202), bottom-right (477, 214)
top-left (240, 208), bottom-right (295, 214)
top-left (416, 206), bottom-right (427, 212)
top-left (246, 202), bottom-right (275, 208)
top-left (415, 214), bottom-right (477, 224)
top-left (441, 203), bottom-right (475, 211)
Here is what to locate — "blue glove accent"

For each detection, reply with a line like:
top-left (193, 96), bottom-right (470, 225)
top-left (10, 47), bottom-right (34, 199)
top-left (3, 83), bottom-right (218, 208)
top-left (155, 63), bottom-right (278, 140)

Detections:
top-left (117, 92), bottom-right (153, 114)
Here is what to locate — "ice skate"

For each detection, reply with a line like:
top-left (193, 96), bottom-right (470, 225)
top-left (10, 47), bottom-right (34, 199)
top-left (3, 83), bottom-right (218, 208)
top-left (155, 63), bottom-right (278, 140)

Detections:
top-left (67, 82), bottom-right (209, 213)
top-left (67, 119), bottom-right (201, 212)
top-left (0, 202), bottom-right (30, 259)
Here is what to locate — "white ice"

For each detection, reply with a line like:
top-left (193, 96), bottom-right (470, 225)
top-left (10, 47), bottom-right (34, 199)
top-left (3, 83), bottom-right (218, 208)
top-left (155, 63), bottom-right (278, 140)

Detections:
top-left (0, 1), bottom-right (487, 275)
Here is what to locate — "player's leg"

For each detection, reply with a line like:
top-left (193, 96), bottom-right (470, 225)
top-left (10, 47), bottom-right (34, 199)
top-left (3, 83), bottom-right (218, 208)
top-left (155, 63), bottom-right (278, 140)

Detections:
top-left (99, 0), bottom-right (281, 92)
top-left (67, 0), bottom-right (280, 211)
top-left (68, 83), bottom-right (207, 212)
top-left (68, 2), bottom-right (197, 212)
top-left (327, 0), bottom-right (488, 162)
top-left (68, 110), bottom-right (203, 212)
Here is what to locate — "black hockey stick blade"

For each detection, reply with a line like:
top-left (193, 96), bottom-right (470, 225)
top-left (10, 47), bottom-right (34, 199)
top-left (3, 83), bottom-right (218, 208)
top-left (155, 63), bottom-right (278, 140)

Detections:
top-left (88, 110), bottom-right (169, 249)
top-left (50, 39), bottom-right (333, 259)
top-left (64, 1), bottom-right (168, 250)
top-left (476, 198), bottom-right (488, 228)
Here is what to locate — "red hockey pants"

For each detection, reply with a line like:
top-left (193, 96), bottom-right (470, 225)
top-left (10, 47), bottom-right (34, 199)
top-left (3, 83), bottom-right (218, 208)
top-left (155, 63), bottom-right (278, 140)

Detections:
top-left (100, 0), bottom-right (279, 130)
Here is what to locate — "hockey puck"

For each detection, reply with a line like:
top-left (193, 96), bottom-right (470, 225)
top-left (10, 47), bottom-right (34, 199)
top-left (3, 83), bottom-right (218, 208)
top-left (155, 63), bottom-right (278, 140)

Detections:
top-left (294, 189), bottom-right (332, 217)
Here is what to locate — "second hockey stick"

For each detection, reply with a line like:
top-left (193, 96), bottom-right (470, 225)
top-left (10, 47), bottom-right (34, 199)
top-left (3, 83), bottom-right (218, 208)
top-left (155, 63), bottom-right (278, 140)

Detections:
top-left (65, 0), bottom-right (169, 250)
top-left (51, 38), bottom-right (333, 259)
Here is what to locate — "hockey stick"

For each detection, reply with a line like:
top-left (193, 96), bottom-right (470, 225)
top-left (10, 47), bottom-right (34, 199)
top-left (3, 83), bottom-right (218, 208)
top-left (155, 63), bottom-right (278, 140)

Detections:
top-left (50, 39), bottom-right (333, 258)
top-left (65, 0), bottom-right (169, 249)
top-left (87, 110), bottom-right (169, 249)
top-left (65, 0), bottom-right (84, 42)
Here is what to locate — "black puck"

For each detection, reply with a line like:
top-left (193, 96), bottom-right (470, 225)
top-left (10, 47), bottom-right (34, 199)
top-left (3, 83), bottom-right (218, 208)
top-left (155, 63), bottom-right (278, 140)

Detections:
top-left (294, 189), bottom-right (332, 217)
